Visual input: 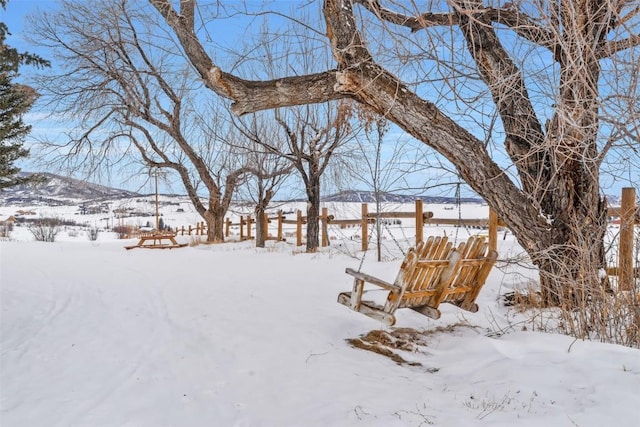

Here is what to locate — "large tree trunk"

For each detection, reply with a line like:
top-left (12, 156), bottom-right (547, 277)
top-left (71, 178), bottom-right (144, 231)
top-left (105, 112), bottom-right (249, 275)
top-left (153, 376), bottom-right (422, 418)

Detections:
top-left (204, 196), bottom-right (226, 244)
top-left (305, 174), bottom-right (321, 252)
top-left (527, 1), bottom-right (608, 304)
top-left (254, 189), bottom-right (275, 248)
top-left (254, 209), bottom-right (266, 248)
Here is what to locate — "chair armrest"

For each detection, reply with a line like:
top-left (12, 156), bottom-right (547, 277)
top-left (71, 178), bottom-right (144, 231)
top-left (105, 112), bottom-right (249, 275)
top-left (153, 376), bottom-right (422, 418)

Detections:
top-left (345, 268), bottom-right (402, 292)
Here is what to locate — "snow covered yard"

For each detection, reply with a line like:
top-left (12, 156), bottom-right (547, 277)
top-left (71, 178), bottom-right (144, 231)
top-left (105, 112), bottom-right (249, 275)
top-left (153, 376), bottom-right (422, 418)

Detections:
top-left (1, 239), bottom-right (639, 426)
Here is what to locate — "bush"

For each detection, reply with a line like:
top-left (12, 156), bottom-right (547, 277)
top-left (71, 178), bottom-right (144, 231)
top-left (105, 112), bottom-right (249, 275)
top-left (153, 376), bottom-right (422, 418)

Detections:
top-left (87, 227), bottom-right (100, 241)
top-left (0, 222), bottom-right (13, 239)
top-left (112, 224), bottom-right (136, 239)
top-left (28, 218), bottom-right (62, 242)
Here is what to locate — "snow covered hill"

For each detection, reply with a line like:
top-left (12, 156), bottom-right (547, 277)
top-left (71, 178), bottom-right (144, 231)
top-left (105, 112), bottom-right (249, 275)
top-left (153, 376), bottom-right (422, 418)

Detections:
top-left (0, 172), bottom-right (140, 206)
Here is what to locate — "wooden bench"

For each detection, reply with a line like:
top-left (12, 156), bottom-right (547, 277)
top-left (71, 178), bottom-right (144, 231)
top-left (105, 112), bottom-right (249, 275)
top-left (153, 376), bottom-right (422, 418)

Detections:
top-left (124, 232), bottom-right (188, 250)
top-left (337, 236), bottom-right (498, 325)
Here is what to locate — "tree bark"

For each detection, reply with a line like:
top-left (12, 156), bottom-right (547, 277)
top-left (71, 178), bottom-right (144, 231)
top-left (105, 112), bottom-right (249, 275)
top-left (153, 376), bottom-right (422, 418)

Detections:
top-left (254, 190), bottom-right (274, 248)
top-left (305, 174), bottom-right (321, 252)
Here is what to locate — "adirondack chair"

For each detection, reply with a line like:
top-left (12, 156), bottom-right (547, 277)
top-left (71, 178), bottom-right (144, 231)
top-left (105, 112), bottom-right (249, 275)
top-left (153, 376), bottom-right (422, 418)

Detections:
top-left (337, 236), bottom-right (498, 326)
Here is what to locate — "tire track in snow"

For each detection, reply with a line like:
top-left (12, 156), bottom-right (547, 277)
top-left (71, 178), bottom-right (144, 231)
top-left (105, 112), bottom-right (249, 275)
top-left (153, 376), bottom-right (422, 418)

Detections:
top-left (55, 267), bottom-right (175, 427)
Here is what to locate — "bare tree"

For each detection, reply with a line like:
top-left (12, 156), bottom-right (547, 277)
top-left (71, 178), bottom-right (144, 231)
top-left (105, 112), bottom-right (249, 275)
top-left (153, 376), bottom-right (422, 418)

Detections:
top-left (278, 104), bottom-right (355, 252)
top-left (226, 16), bottom-right (358, 252)
top-left (29, 0), bottom-right (250, 243)
top-left (230, 113), bottom-right (293, 247)
top-left (152, 0), bottom-right (639, 304)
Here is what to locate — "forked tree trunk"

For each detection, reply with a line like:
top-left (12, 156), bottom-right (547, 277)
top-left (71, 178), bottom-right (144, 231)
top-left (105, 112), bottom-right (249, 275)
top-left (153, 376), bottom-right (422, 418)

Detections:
top-left (203, 201), bottom-right (226, 244)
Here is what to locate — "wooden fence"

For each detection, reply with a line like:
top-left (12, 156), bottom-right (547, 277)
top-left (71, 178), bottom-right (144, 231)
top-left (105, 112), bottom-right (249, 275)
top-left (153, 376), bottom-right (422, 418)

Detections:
top-left (172, 188), bottom-right (638, 288)
top-left (332, 199), bottom-right (504, 253)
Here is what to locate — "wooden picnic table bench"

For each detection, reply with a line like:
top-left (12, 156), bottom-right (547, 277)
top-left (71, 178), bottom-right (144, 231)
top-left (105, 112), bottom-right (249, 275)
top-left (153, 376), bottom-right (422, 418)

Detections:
top-left (124, 232), bottom-right (187, 250)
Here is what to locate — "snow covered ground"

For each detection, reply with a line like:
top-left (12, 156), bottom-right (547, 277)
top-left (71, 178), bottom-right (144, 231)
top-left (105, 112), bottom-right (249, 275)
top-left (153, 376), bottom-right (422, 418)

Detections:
top-left (1, 202), bottom-right (639, 426)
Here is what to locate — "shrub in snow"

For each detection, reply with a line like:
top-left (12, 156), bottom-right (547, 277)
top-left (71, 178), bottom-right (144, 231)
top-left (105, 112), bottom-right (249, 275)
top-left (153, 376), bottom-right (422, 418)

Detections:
top-left (28, 218), bottom-right (61, 242)
top-left (87, 227), bottom-right (100, 241)
top-left (0, 222), bottom-right (13, 239)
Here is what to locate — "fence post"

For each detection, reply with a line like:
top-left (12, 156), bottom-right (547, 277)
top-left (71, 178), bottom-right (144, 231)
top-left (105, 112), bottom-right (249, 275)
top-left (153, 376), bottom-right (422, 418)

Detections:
top-left (321, 207), bottom-right (329, 247)
top-left (240, 216), bottom-right (245, 241)
top-left (619, 187), bottom-right (635, 291)
top-left (247, 215), bottom-right (252, 240)
top-left (277, 210), bottom-right (283, 241)
top-left (225, 218), bottom-right (230, 237)
top-left (188, 225), bottom-right (192, 235)
top-left (415, 199), bottom-right (424, 245)
top-left (489, 208), bottom-right (498, 252)
top-left (263, 212), bottom-right (269, 240)
top-left (361, 203), bottom-right (368, 252)
top-left (296, 210), bottom-right (303, 246)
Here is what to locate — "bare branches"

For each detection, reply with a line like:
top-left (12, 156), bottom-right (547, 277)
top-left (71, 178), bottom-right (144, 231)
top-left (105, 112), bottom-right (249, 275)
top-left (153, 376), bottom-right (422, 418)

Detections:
top-left (355, 0), bottom-right (558, 53)
top-left (598, 33), bottom-right (640, 58)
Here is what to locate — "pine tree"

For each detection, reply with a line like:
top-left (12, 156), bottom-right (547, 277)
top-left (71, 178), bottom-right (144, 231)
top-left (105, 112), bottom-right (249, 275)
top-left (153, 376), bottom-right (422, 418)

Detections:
top-left (0, 0), bottom-right (49, 190)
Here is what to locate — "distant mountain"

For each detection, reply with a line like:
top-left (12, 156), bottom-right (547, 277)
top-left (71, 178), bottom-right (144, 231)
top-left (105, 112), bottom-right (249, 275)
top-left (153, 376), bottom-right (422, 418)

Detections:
top-left (321, 190), bottom-right (484, 204)
top-left (0, 172), bottom-right (140, 206)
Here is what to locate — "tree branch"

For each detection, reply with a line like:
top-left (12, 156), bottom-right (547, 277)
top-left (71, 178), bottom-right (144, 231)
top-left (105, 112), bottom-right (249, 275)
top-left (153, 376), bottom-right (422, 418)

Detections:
top-left (149, 0), bottom-right (353, 115)
top-left (597, 33), bottom-right (640, 58)
top-left (355, 0), bottom-right (558, 54)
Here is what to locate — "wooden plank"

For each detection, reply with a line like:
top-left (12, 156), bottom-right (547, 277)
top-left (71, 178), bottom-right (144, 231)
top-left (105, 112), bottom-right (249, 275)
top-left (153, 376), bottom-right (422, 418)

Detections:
top-left (415, 199), bottom-right (424, 245)
top-left (619, 188), bottom-right (636, 291)
top-left (608, 206), bottom-right (640, 222)
top-left (337, 293), bottom-right (396, 326)
top-left (345, 268), bottom-right (402, 292)
top-left (296, 210), bottom-right (303, 247)
top-left (411, 304), bottom-right (441, 320)
top-left (489, 208), bottom-right (498, 252)
top-left (424, 218), bottom-right (491, 227)
top-left (361, 204), bottom-right (368, 252)
top-left (328, 218), bottom-right (373, 226)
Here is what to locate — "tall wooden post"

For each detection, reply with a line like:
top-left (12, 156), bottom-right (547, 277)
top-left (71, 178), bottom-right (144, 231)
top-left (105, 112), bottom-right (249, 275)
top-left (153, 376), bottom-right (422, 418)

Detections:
top-left (188, 225), bottom-right (192, 235)
top-left (489, 208), bottom-right (498, 253)
top-left (277, 210), bottom-right (283, 241)
top-left (296, 210), bottom-right (303, 246)
top-left (240, 216), bottom-right (245, 240)
top-left (321, 207), bottom-right (329, 247)
top-left (415, 199), bottom-right (424, 245)
top-left (361, 203), bottom-right (368, 251)
top-left (247, 215), bottom-right (252, 240)
top-left (263, 212), bottom-right (269, 239)
top-left (619, 187), bottom-right (635, 291)
top-left (154, 171), bottom-right (159, 232)
top-left (225, 218), bottom-right (231, 237)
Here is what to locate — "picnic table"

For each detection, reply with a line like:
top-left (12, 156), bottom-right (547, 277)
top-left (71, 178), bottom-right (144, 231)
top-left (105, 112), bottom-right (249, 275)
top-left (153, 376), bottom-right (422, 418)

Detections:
top-left (124, 232), bottom-right (187, 250)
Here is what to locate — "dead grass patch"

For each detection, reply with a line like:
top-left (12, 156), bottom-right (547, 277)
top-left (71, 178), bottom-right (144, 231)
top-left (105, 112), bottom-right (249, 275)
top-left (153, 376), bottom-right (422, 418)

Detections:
top-left (346, 324), bottom-right (473, 368)
top-left (502, 291), bottom-right (544, 309)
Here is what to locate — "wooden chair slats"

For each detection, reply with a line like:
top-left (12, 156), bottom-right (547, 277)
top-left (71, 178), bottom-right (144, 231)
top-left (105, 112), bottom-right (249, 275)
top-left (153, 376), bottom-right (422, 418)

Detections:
top-left (338, 236), bottom-right (497, 325)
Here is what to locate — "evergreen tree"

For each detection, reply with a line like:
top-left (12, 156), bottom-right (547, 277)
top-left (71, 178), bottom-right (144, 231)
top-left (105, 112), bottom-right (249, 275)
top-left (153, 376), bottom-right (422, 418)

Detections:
top-left (0, 0), bottom-right (49, 190)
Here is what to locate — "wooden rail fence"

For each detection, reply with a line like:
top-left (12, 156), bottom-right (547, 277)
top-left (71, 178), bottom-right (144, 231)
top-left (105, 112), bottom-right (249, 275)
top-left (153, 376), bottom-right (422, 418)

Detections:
top-left (172, 188), bottom-right (637, 288)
